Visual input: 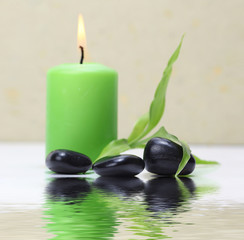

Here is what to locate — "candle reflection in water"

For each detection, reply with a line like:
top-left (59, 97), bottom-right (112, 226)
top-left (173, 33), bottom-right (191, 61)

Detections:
top-left (44, 178), bottom-right (118, 240)
top-left (44, 176), bottom-right (215, 239)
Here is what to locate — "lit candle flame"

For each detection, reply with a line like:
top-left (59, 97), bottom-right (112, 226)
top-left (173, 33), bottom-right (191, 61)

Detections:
top-left (77, 14), bottom-right (87, 62)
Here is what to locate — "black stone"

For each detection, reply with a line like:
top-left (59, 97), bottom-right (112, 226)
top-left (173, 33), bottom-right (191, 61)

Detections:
top-left (94, 177), bottom-right (144, 197)
top-left (92, 154), bottom-right (145, 177)
top-left (143, 137), bottom-right (195, 176)
top-left (46, 149), bottom-right (92, 174)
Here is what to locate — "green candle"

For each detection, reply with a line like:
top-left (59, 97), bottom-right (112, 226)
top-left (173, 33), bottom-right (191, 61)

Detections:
top-left (46, 15), bottom-right (117, 161)
top-left (46, 63), bottom-right (117, 161)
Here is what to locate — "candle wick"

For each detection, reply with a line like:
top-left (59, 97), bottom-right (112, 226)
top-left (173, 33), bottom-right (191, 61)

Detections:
top-left (79, 46), bottom-right (84, 64)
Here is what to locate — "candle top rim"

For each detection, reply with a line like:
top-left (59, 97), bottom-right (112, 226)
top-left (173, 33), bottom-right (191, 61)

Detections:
top-left (48, 63), bottom-right (117, 74)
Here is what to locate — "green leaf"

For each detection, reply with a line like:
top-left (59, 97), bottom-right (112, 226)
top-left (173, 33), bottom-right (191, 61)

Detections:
top-left (176, 140), bottom-right (191, 176)
top-left (146, 36), bottom-right (184, 134)
top-left (133, 126), bottom-right (218, 165)
top-left (131, 126), bottom-right (173, 147)
top-left (95, 139), bottom-right (131, 162)
top-left (95, 35), bottom-right (219, 172)
top-left (127, 113), bottom-right (149, 143)
top-left (128, 36), bottom-right (184, 144)
top-left (193, 154), bottom-right (219, 165)
top-left (136, 126), bottom-right (180, 146)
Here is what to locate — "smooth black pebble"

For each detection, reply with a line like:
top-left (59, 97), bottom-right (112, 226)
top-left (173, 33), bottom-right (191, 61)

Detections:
top-left (46, 149), bottom-right (92, 174)
top-left (143, 137), bottom-right (195, 176)
top-left (92, 154), bottom-right (145, 177)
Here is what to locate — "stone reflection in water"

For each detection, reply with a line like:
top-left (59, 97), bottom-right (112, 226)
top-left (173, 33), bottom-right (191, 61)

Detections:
top-left (94, 177), bottom-right (144, 197)
top-left (44, 176), bottom-right (197, 240)
top-left (145, 177), bottom-right (196, 214)
top-left (44, 177), bottom-right (118, 240)
top-left (46, 178), bottom-right (91, 201)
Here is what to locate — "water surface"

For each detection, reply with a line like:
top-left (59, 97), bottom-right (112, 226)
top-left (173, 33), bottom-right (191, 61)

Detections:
top-left (1, 146), bottom-right (244, 239)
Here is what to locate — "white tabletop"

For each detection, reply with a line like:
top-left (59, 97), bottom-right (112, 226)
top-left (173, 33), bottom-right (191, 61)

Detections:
top-left (0, 143), bottom-right (244, 209)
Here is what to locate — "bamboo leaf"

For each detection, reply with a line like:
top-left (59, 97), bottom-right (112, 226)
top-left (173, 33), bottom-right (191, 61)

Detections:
top-left (95, 35), bottom-right (219, 171)
top-left (175, 140), bottom-right (191, 176)
top-left (128, 36), bottom-right (184, 144)
top-left (193, 154), bottom-right (219, 165)
top-left (133, 127), bottom-right (219, 167)
top-left (127, 113), bottom-right (149, 143)
top-left (140, 36), bottom-right (184, 138)
top-left (132, 126), bottom-right (172, 147)
top-left (95, 139), bottom-right (131, 162)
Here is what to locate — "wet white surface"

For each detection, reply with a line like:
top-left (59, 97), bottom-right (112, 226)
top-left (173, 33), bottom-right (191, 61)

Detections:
top-left (0, 143), bottom-right (244, 239)
top-left (1, 143), bottom-right (244, 208)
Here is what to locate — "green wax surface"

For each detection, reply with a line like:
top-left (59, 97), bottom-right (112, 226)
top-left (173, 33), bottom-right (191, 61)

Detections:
top-left (46, 63), bottom-right (118, 161)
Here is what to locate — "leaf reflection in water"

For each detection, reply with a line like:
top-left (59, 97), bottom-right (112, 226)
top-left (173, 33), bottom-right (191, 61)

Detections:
top-left (44, 176), bottom-right (217, 240)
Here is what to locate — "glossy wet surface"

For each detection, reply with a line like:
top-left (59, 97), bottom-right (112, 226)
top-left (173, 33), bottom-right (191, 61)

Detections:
top-left (0, 144), bottom-right (244, 239)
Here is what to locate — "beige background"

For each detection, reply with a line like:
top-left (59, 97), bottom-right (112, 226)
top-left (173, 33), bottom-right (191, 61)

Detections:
top-left (0, 0), bottom-right (243, 144)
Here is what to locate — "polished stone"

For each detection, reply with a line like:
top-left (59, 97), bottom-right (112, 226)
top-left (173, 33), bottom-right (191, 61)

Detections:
top-left (93, 154), bottom-right (145, 177)
top-left (143, 137), bottom-right (196, 175)
top-left (46, 149), bottom-right (92, 174)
